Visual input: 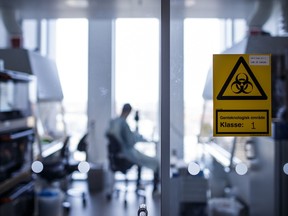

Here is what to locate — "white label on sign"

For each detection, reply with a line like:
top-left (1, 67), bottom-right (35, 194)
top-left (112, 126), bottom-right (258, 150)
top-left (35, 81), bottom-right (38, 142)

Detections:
top-left (249, 55), bottom-right (270, 65)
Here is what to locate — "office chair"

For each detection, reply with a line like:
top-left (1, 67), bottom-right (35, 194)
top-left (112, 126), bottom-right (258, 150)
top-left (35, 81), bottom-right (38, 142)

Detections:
top-left (37, 134), bottom-right (88, 213)
top-left (76, 133), bottom-right (88, 153)
top-left (106, 134), bottom-right (146, 207)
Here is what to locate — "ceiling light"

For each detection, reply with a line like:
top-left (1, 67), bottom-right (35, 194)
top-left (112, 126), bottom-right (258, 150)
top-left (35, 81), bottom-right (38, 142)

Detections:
top-left (185, 0), bottom-right (196, 7)
top-left (66, 0), bottom-right (89, 8)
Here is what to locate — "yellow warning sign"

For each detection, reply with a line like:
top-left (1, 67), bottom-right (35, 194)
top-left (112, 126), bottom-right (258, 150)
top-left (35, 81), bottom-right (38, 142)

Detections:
top-left (213, 54), bottom-right (271, 136)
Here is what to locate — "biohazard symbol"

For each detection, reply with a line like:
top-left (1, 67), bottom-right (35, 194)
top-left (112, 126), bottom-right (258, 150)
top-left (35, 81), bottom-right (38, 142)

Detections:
top-left (217, 56), bottom-right (267, 100)
top-left (231, 73), bottom-right (253, 94)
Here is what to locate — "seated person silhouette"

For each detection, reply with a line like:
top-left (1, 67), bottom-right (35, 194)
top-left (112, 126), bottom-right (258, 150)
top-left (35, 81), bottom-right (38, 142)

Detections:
top-left (106, 103), bottom-right (159, 194)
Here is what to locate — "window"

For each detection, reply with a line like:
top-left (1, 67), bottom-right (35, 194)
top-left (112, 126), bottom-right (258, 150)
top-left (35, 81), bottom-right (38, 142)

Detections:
top-left (114, 18), bottom-right (160, 180)
top-left (55, 18), bottom-right (88, 143)
top-left (115, 18), bottom-right (160, 140)
top-left (184, 18), bottom-right (227, 162)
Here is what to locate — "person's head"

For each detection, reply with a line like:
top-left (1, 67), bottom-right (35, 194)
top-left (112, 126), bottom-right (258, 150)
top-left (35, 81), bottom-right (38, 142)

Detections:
top-left (121, 103), bottom-right (132, 118)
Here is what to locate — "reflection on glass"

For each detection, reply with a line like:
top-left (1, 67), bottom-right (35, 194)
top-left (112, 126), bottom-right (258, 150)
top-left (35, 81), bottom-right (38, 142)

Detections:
top-left (36, 101), bottom-right (66, 143)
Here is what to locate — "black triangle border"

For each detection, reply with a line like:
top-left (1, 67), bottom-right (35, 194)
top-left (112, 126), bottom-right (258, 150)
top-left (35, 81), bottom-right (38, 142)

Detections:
top-left (216, 56), bottom-right (268, 100)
